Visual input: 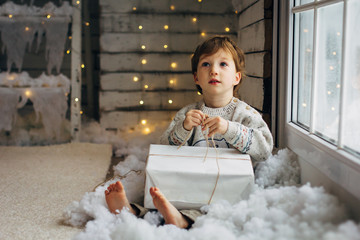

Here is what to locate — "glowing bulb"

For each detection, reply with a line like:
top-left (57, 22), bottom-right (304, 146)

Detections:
top-left (302, 103), bottom-right (307, 107)
top-left (169, 79), bottom-right (175, 84)
top-left (327, 91), bottom-right (332, 95)
top-left (144, 127), bottom-right (151, 134)
top-left (69, 36), bottom-right (72, 40)
top-left (331, 107), bottom-right (335, 111)
top-left (133, 76), bottom-right (139, 82)
top-left (46, 14), bottom-right (51, 19)
top-left (192, 17), bottom-right (197, 23)
top-left (303, 29), bottom-right (308, 33)
top-left (329, 66), bottom-right (334, 70)
top-left (168, 99), bottom-right (173, 104)
top-left (198, 0), bottom-right (202, 2)
top-left (171, 62), bottom-right (177, 68)
top-left (76, 0), bottom-right (80, 4)
top-left (170, 5), bottom-right (175, 10)
top-left (197, 91), bottom-right (201, 95)
top-left (75, 98), bottom-right (79, 102)
top-left (80, 110), bottom-right (83, 115)
top-left (336, 84), bottom-right (340, 88)
top-left (25, 27), bottom-right (30, 31)
top-left (139, 25), bottom-right (143, 30)
top-left (164, 44), bottom-right (168, 49)
top-left (144, 85), bottom-right (149, 89)
top-left (81, 64), bottom-right (85, 68)
top-left (139, 100), bottom-right (144, 105)
top-left (201, 32), bottom-right (206, 37)
top-left (164, 25), bottom-right (169, 30)
top-left (235, 10), bottom-right (238, 14)
top-left (85, 22), bottom-right (90, 26)
top-left (141, 119), bottom-right (147, 125)
top-left (332, 51), bottom-right (337, 55)
top-left (25, 90), bottom-right (32, 97)
top-left (141, 45), bottom-right (146, 49)
top-left (225, 27), bottom-right (230, 32)
top-left (8, 14), bottom-right (13, 18)
top-left (133, 7), bottom-right (137, 11)
top-left (66, 50), bottom-right (70, 54)
top-left (337, 32), bottom-right (341, 36)
top-left (141, 59), bottom-right (147, 64)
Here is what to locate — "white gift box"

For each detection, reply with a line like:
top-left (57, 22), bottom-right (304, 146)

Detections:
top-left (144, 144), bottom-right (254, 210)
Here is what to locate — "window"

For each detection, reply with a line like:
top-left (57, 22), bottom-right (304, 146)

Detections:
top-left (291, 0), bottom-right (360, 158)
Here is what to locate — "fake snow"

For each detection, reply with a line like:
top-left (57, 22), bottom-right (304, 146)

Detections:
top-left (62, 127), bottom-right (360, 240)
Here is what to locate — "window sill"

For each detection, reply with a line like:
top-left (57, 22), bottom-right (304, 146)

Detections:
top-left (285, 122), bottom-right (360, 200)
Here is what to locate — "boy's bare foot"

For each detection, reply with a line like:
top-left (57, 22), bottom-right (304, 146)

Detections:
top-left (150, 187), bottom-right (190, 229)
top-left (105, 181), bottom-right (136, 215)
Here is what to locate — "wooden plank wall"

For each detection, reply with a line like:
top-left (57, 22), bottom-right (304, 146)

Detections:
top-left (99, 0), bottom-right (238, 131)
top-left (234, 0), bottom-right (273, 126)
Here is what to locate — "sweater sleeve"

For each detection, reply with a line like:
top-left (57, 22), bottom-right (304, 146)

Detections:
top-left (160, 104), bottom-right (195, 146)
top-left (223, 103), bottom-right (273, 162)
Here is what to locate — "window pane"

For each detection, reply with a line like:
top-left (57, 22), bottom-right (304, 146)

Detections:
top-left (295, 0), bottom-right (314, 6)
top-left (293, 10), bottom-right (314, 128)
top-left (313, 3), bottom-right (343, 143)
top-left (343, 0), bottom-right (360, 155)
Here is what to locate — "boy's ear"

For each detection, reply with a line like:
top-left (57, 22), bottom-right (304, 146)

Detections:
top-left (234, 72), bottom-right (241, 85)
top-left (193, 73), bottom-right (198, 82)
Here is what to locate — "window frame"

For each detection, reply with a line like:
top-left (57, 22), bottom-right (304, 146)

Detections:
top-left (276, 0), bottom-right (360, 200)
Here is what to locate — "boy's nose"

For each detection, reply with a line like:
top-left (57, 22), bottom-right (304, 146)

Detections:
top-left (210, 66), bottom-right (218, 76)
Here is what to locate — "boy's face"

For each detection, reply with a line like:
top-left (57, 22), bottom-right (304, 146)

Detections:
top-left (194, 48), bottom-right (241, 98)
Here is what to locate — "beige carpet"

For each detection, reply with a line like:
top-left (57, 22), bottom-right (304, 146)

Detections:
top-left (0, 143), bottom-right (112, 240)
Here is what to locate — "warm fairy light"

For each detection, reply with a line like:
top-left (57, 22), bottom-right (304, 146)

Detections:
top-left (81, 64), bottom-right (85, 68)
top-left (168, 99), bottom-right (173, 104)
top-left (303, 29), bottom-right (308, 33)
top-left (80, 110), bottom-right (83, 115)
top-left (225, 27), bottom-right (230, 32)
top-left (336, 84), bottom-right (340, 88)
top-left (170, 5), bottom-right (175, 10)
top-left (141, 59), bottom-right (147, 64)
top-left (333, 51), bottom-right (337, 55)
top-left (133, 76), bottom-right (139, 82)
top-left (171, 62), bottom-right (177, 68)
top-left (25, 90), bottom-right (32, 97)
top-left (133, 7), bottom-right (137, 11)
top-left (197, 91), bottom-right (201, 95)
top-left (7, 75), bottom-right (15, 81)
top-left (75, 98), bottom-right (79, 102)
top-left (25, 27), bottom-right (30, 31)
top-left (139, 25), bottom-right (143, 30)
top-left (235, 10), bottom-right (238, 14)
top-left (76, 0), bottom-right (80, 4)
top-left (85, 22), bottom-right (90, 26)
top-left (139, 100), bottom-right (144, 105)
top-left (331, 107), bottom-right (335, 111)
top-left (329, 66), bottom-right (334, 70)
top-left (143, 127), bottom-right (151, 134)
top-left (192, 17), bottom-right (197, 23)
top-left (198, 0), bottom-right (202, 2)
top-left (8, 14), bottom-right (13, 18)
top-left (201, 32), bottom-right (206, 37)
top-left (141, 119), bottom-right (147, 125)
top-left (169, 79), bottom-right (175, 84)
top-left (164, 44), bottom-right (168, 49)
top-left (46, 14), bottom-right (51, 19)
top-left (164, 25), bottom-right (169, 30)
top-left (337, 32), bottom-right (341, 36)
top-left (302, 103), bottom-right (307, 107)
top-left (141, 45), bottom-right (146, 49)
top-left (144, 84), bottom-right (149, 89)
top-left (69, 36), bottom-right (72, 40)
top-left (66, 50), bottom-right (70, 54)
top-left (327, 91), bottom-right (332, 95)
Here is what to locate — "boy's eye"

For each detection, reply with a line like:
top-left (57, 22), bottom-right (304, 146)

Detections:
top-left (220, 62), bottom-right (228, 67)
top-left (201, 62), bottom-right (210, 67)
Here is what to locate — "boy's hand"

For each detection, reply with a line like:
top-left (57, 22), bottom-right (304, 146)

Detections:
top-left (183, 110), bottom-right (207, 131)
top-left (202, 116), bottom-right (229, 137)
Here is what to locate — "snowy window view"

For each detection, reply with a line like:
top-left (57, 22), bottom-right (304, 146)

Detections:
top-left (292, 0), bottom-right (360, 156)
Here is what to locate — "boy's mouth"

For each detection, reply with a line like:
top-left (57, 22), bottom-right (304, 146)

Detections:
top-left (209, 79), bottom-right (221, 85)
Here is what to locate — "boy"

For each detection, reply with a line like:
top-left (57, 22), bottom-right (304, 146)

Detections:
top-left (105, 36), bottom-right (273, 229)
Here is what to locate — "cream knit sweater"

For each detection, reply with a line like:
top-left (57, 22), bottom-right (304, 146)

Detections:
top-left (160, 97), bottom-right (273, 162)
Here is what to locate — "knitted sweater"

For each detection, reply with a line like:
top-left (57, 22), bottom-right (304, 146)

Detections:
top-left (160, 97), bottom-right (273, 162)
